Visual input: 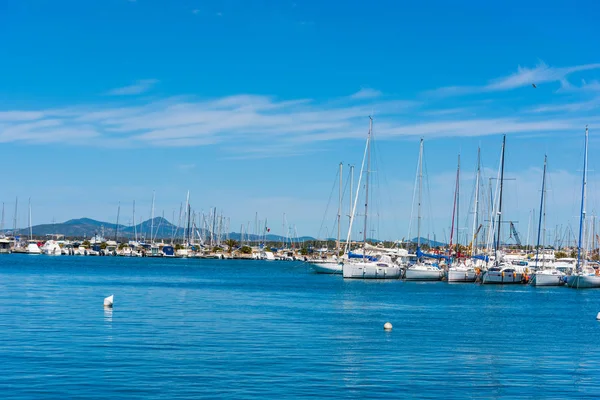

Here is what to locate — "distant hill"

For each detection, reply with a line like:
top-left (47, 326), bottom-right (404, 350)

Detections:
top-left (409, 237), bottom-right (448, 248)
top-left (4, 217), bottom-right (316, 242)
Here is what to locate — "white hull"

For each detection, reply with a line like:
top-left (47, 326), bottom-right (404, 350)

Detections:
top-left (531, 272), bottom-right (564, 287)
top-left (343, 263), bottom-right (401, 279)
top-left (482, 271), bottom-right (523, 284)
top-left (567, 274), bottom-right (600, 289)
top-left (310, 262), bottom-right (342, 274)
top-left (26, 244), bottom-right (41, 255)
top-left (404, 268), bottom-right (443, 281)
top-left (447, 269), bottom-right (477, 283)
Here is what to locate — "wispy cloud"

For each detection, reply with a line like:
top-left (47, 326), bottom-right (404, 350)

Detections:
top-left (427, 62), bottom-right (600, 97)
top-left (2, 63), bottom-right (599, 156)
top-left (349, 88), bottom-right (382, 100)
top-left (107, 79), bottom-right (159, 96)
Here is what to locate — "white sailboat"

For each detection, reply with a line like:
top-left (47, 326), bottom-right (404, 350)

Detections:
top-left (531, 155), bottom-right (564, 286)
top-left (447, 152), bottom-right (477, 283)
top-left (482, 136), bottom-right (524, 284)
top-left (309, 162), bottom-right (344, 274)
top-left (342, 118), bottom-right (401, 279)
top-left (567, 126), bottom-right (600, 289)
top-left (405, 139), bottom-right (443, 281)
top-left (26, 198), bottom-right (41, 255)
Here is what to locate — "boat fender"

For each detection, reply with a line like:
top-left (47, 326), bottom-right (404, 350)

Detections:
top-left (501, 272), bottom-right (505, 277)
top-left (513, 272), bottom-right (517, 278)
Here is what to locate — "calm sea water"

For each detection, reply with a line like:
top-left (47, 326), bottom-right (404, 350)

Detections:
top-left (1, 255), bottom-right (599, 399)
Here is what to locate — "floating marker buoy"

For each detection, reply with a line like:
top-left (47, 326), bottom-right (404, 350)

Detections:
top-left (384, 322), bottom-right (393, 331)
top-left (104, 295), bottom-right (114, 308)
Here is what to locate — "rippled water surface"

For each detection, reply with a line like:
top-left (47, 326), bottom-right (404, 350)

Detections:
top-left (1, 255), bottom-right (600, 399)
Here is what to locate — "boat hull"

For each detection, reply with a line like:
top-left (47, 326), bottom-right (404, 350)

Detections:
top-left (447, 269), bottom-right (477, 283)
top-left (404, 269), bottom-right (443, 281)
top-left (342, 263), bottom-right (401, 279)
top-left (310, 262), bottom-right (342, 275)
top-left (531, 273), bottom-right (564, 287)
top-left (481, 271), bottom-right (523, 284)
top-left (566, 274), bottom-right (600, 289)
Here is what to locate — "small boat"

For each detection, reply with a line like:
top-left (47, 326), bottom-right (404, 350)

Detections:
top-left (342, 257), bottom-right (402, 279)
top-left (26, 240), bottom-right (41, 255)
top-left (566, 268), bottom-right (600, 289)
top-left (481, 265), bottom-right (524, 284)
top-left (41, 240), bottom-right (62, 256)
top-left (309, 259), bottom-right (342, 274)
top-left (531, 268), bottom-right (565, 286)
top-left (447, 264), bottom-right (477, 282)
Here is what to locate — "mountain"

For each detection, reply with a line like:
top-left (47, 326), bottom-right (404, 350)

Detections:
top-left (409, 237), bottom-right (448, 248)
top-left (5, 217), bottom-right (316, 242)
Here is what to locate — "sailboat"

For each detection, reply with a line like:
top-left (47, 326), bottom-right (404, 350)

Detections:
top-left (531, 155), bottom-right (565, 286)
top-left (447, 152), bottom-right (478, 283)
top-left (310, 162), bottom-right (343, 274)
top-left (567, 126), bottom-right (600, 288)
top-left (342, 118), bottom-right (402, 279)
top-left (405, 139), bottom-right (444, 281)
top-left (26, 198), bottom-right (41, 255)
top-left (481, 136), bottom-right (524, 284)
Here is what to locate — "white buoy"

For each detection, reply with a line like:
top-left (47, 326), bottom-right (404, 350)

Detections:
top-left (104, 295), bottom-right (114, 308)
top-left (596, 312), bottom-right (600, 320)
top-left (384, 322), bottom-right (393, 331)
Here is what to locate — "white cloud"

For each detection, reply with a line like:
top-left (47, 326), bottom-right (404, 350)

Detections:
top-left (427, 62), bottom-right (600, 97)
top-left (349, 88), bottom-right (382, 100)
top-left (107, 79), bottom-right (159, 96)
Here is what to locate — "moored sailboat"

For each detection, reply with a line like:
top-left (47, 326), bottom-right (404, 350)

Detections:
top-left (342, 118), bottom-right (401, 279)
top-left (481, 136), bottom-right (524, 284)
top-left (567, 126), bottom-right (600, 289)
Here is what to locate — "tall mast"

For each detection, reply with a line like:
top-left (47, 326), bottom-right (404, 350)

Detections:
top-left (1, 202), bottom-right (4, 233)
top-left (471, 148), bottom-right (481, 256)
top-left (28, 197), bottom-right (32, 241)
top-left (13, 197), bottom-right (18, 243)
top-left (577, 126), bottom-right (588, 272)
top-left (115, 201), bottom-right (121, 242)
top-left (417, 138), bottom-right (424, 249)
top-left (449, 156), bottom-right (458, 251)
top-left (337, 162), bottom-right (343, 252)
top-left (495, 135), bottom-right (506, 265)
top-left (456, 154), bottom-right (460, 256)
top-left (150, 191), bottom-right (155, 244)
top-left (133, 200), bottom-right (137, 242)
top-left (535, 155), bottom-right (547, 267)
top-left (348, 164), bottom-right (354, 242)
top-left (363, 117), bottom-right (372, 260)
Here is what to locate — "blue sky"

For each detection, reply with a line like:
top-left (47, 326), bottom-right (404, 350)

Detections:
top-left (1, 0), bottom-right (600, 244)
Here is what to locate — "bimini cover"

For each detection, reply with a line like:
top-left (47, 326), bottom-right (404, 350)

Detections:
top-left (163, 245), bottom-right (174, 256)
top-left (348, 252), bottom-right (377, 261)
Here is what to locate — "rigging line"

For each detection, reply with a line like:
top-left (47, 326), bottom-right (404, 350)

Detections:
top-left (315, 168), bottom-right (340, 241)
top-left (423, 155), bottom-right (435, 246)
top-left (407, 141), bottom-right (420, 245)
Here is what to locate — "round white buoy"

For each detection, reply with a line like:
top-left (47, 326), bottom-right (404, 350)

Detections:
top-left (596, 312), bottom-right (600, 321)
top-left (104, 295), bottom-right (114, 308)
top-left (384, 322), bottom-right (393, 331)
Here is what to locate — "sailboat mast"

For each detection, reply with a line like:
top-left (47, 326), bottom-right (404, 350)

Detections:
top-left (495, 135), bottom-right (506, 264)
top-left (133, 200), bottom-right (137, 242)
top-left (577, 126), bottom-right (588, 272)
top-left (115, 202), bottom-right (121, 242)
top-left (28, 197), bottom-right (32, 241)
top-left (449, 156), bottom-right (458, 251)
top-left (471, 148), bottom-right (480, 256)
top-left (150, 191), bottom-right (155, 244)
top-left (337, 162), bottom-right (343, 252)
top-left (535, 155), bottom-right (547, 266)
top-left (363, 117), bottom-right (372, 259)
top-left (456, 154), bottom-right (460, 256)
top-left (417, 139), bottom-right (424, 249)
top-left (348, 164), bottom-right (354, 241)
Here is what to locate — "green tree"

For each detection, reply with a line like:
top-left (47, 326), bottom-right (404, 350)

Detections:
top-left (225, 239), bottom-right (238, 254)
top-left (82, 240), bottom-right (90, 247)
top-left (300, 247), bottom-right (308, 256)
top-left (100, 242), bottom-right (108, 250)
top-left (554, 251), bottom-right (568, 259)
top-left (240, 245), bottom-right (252, 254)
